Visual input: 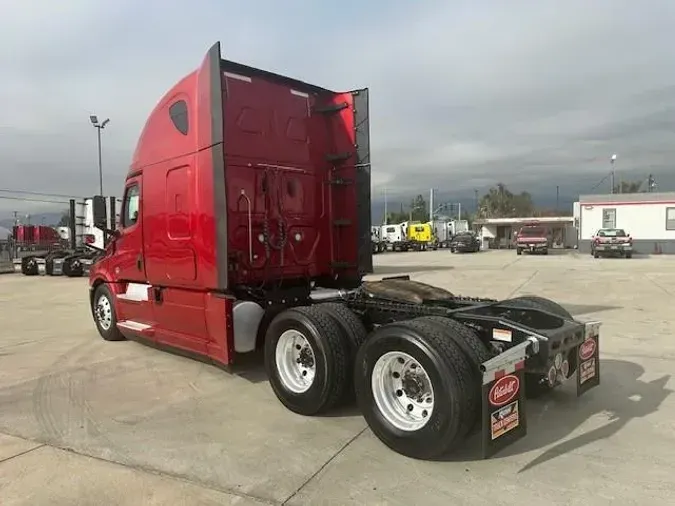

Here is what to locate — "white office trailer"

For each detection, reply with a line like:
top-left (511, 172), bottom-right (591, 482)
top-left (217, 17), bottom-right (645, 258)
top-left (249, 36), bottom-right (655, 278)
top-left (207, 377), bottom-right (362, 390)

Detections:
top-left (576, 192), bottom-right (675, 254)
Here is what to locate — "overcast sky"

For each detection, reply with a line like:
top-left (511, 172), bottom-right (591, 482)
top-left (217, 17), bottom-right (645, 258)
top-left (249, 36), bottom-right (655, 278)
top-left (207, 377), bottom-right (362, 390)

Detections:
top-left (1, 0), bottom-right (674, 216)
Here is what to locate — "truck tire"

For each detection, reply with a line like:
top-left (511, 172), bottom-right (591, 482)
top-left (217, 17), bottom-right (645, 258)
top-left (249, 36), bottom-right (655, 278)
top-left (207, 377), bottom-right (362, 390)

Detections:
top-left (317, 302), bottom-right (369, 401)
top-left (63, 256), bottom-right (84, 277)
top-left (264, 306), bottom-right (349, 416)
top-left (92, 284), bottom-right (126, 341)
top-left (21, 257), bottom-right (39, 276)
top-left (354, 318), bottom-right (475, 460)
top-left (418, 316), bottom-right (493, 372)
top-left (413, 316), bottom-right (490, 432)
top-left (500, 296), bottom-right (574, 398)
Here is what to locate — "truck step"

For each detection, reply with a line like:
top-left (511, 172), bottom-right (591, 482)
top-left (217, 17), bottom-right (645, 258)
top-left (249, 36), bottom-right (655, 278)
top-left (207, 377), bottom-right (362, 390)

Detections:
top-left (117, 320), bottom-right (156, 337)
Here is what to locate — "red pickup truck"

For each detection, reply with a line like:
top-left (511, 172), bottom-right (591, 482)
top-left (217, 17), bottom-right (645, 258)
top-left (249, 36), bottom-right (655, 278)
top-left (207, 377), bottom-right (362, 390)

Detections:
top-left (515, 225), bottom-right (549, 255)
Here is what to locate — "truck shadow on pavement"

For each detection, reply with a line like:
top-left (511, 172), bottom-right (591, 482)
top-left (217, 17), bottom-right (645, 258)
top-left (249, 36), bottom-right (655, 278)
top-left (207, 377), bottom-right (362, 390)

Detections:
top-left (444, 359), bottom-right (672, 470)
top-left (371, 265), bottom-right (455, 276)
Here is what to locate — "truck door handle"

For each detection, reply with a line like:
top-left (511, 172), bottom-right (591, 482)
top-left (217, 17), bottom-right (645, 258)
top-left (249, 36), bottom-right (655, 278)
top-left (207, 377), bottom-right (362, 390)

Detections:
top-left (136, 255), bottom-right (143, 271)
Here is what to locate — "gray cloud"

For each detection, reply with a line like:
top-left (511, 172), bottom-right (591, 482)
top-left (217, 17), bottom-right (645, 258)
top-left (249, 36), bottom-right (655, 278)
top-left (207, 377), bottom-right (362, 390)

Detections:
top-left (1, 0), bottom-right (674, 215)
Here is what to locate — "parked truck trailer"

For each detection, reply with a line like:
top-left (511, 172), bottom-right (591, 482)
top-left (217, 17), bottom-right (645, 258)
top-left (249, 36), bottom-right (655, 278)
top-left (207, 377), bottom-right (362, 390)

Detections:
top-left (87, 42), bottom-right (602, 460)
top-left (20, 197), bottom-right (118, 277)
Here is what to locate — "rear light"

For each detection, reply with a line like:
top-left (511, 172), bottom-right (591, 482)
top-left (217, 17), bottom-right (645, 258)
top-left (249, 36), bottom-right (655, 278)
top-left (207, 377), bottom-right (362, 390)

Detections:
top-left (84, 234), bottom-right (95, 244)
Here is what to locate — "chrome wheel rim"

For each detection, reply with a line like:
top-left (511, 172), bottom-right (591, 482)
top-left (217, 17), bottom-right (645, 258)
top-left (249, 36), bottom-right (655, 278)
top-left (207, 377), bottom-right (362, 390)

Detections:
top-left (371, 351), bottom-right (435, 431)
top-left (96, 295), bottom-right (112, 331)
top-left (275, 329), bottom-right (316, 393)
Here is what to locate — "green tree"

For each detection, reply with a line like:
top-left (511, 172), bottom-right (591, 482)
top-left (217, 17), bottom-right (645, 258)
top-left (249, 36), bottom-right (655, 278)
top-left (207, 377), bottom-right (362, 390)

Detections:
top-left (409, 194), bottom-right (427, 222)
top-left (477, 183), bottom-right (535, 218)
top-left (58, 211), bottom-right (70, 227)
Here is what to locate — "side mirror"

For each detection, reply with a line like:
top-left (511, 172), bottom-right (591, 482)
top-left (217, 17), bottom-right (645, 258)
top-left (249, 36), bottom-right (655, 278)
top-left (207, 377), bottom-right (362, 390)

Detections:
top-left (92, 196), bottom-right (108, 230)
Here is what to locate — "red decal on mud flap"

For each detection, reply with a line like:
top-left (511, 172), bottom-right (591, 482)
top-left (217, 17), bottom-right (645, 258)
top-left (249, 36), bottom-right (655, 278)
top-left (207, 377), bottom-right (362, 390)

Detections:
top-left (481, 367), bottom-right (527, 459)
top-left (576, 330), bottom-right (600, 397)
top-left (490, 400), bottom-right (520, 440)
top-left (579, 338), bottom-right (596, 361)
top-left (488, 374), bottom-right (520, 407)
top-left (579, 358), bottom-right (596, 385)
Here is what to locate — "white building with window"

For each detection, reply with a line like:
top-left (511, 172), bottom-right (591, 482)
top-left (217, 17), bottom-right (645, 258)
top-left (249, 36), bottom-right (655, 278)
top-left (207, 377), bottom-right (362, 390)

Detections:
top-left (575, 192), bottom-right (675, 254)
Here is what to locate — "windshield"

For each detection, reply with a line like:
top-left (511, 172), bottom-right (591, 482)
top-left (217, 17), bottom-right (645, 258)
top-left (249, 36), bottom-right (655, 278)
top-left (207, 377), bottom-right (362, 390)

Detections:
top-left (519, 227), bottom-right (545, 237)
top-left (597, 229), bottom-right (627, 237)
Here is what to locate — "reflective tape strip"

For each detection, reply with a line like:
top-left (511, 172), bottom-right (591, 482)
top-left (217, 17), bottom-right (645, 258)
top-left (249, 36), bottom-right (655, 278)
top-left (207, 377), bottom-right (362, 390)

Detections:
top-left (486, 360), bottom-right (525, 384)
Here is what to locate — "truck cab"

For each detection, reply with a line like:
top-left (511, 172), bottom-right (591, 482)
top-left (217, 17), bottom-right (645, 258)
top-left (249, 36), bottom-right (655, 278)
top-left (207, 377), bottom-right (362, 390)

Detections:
top-left (88, 42), bottom-right (372, 365)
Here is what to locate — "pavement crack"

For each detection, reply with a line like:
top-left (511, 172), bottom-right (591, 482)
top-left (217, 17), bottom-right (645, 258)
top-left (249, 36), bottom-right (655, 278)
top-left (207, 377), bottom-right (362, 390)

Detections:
top-left (507, 270), bottom-right (539, 298)
top-left (0, 431), bottom-right (276, 506)
top-left (645, 275), bottom-right (674, 296)
top-left (281, 427), bottom-right (368, 505)
top-left (0, 443), bottom-right (46, 465)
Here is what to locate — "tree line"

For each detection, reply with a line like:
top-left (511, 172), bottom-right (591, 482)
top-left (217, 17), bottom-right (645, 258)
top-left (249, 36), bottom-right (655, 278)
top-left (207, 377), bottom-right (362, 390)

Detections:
top-left (384, 178), bottom-right (650, 223)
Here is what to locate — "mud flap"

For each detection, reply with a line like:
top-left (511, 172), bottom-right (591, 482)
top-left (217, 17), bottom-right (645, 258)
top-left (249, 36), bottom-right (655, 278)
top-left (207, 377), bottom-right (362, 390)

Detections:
top-left (576, 321), bottom-right (601, 397)
top-left (480, 338), bottom-right (536, 459)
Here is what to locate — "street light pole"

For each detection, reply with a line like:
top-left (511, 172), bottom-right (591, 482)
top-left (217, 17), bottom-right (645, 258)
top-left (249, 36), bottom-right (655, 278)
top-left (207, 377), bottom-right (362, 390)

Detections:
top-left (610, 154), bottom-right (617, 194)
top-left (90, 115), bottom-right (110, 196)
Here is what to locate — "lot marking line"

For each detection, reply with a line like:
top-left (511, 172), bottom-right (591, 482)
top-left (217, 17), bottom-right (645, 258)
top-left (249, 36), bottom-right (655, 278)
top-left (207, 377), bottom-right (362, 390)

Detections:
top-left (0, 442), bottom-right (46, 465)
top-left (280, 426), bottom-right (368, 505)
top-left (507, 270), bottom-right (539, 298)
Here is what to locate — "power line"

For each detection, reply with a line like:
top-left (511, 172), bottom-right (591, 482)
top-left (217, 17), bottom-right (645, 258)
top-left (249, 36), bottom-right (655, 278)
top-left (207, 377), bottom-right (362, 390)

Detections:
top-left (589, 172), bottom-right (612, 192)
top-left (0, 195), bottom-right (70, 204)
top-left (0, 189), bottom-right (85, 199)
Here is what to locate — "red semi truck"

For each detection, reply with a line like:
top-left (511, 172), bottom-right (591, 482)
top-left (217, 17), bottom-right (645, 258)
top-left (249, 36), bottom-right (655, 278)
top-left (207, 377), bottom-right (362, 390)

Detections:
top-left (88, 42), bottom-right (602, 460)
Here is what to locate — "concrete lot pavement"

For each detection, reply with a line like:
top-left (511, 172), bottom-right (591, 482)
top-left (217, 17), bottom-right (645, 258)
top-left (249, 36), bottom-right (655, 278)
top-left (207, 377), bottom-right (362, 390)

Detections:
top-left (1, 249), bottom-right (673, 505)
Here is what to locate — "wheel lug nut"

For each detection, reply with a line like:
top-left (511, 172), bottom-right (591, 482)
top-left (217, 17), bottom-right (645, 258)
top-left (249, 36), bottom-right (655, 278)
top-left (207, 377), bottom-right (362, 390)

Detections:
top-left (302, 370), bottom-right (307, 376)
top-left (426, 398), bottom-right (432, 404)
top-left (407, 404), bottom-right (413, 411)
top-left (410, 363), bottom-right (417, 369)
top-left (392, 372), bottom-right (400, 379)
top-left (397, 357), bottom-right (404, 364)
top-left (396, 389), bottom-right (403, 397)
top-left (295, 344), bottom-right (301, 350)
top-left (422, 410), bottom-right (428, 417)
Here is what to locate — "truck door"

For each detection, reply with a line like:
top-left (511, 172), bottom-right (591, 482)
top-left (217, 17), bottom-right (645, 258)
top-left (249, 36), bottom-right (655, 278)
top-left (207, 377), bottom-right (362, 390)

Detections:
top-left (112, 178), bottom-right (146, 282)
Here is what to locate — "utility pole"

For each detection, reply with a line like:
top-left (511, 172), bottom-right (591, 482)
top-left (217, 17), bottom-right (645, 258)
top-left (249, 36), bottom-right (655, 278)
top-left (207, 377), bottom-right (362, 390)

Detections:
top-left (90, 115), bottom-right (110, 196)
top-left (556, 185), bottom-right (559, 212)
top-left (383, 187), bottom-right (388, 225)
top-left (429, 188), bottom-right (434, 222)
top-left (610, 154), bottom-right (617, 194)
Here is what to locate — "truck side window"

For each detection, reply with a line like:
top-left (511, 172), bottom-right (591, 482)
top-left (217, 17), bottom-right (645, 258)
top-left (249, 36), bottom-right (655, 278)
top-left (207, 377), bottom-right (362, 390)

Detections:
top-left (169, 100), bottom-right (189, 135)
top-left (122, 185), bottom-right (140, 228)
